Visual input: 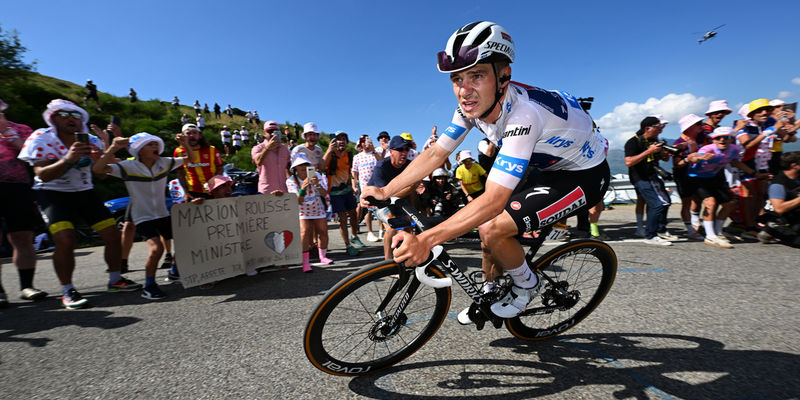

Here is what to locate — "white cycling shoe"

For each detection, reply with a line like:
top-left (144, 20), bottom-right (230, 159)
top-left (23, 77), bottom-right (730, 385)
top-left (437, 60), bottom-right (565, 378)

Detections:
top-left (489, 276), bottom-right (545, 318)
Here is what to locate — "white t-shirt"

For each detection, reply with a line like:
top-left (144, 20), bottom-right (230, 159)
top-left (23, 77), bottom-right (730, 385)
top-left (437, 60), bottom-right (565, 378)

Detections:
top-left (232, 133), bottom-right (242, 146)
top-left (18, 128), bottom-right (105, 192)
top-left (437, 82), bottom-right (607, 190)
top-left (221, 129), bottom-right (232, 143)
top-left (240, 130), bottom-right (249, 140)
top-left (108, 157), bottom-right (184, 225)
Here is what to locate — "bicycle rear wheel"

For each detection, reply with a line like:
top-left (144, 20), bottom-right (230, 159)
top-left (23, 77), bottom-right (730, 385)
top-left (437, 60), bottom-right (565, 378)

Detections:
top-left (506, 239), bottom-right (616, 340)
top-left (304, 260), bottom-right (451, 376)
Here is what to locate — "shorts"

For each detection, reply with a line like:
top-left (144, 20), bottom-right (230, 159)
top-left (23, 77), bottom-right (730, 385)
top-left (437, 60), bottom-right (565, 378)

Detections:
top-left (135, 216), bottom-right (173, 240)
top-left (36, 189), bottom-right (115, 235)
top-left (673, 167), bottom-right (694, 199)
top-left (0, 183), bottom-right (38, 233)
top-left (691, 174), bottom-right (733, 203)
top-left (740, 159), bottom-right (757, 182)
top-left (330, 192), bottom-right (357, 213)
top-left (505, 160), bottom-right (610, 234)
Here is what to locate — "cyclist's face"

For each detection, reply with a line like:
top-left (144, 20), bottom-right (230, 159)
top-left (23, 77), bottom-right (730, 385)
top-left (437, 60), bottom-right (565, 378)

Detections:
top-left (450, 64), bottom-right (496, 119)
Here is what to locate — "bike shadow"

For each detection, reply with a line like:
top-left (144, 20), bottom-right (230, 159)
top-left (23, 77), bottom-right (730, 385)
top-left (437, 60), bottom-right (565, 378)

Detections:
top-left (348, 332), bottom-right (800, 399)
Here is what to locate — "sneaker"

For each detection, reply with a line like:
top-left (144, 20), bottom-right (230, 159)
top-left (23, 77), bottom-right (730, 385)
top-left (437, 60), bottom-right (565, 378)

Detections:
top-left (20, 288), bottom-right (48, 301)
top-left (0, 292), bottom-right (7, 308)
top-left (590, 231), bottom-right (612, 241)
top-left (704, 236), bottom-right (733, 248)
top-left (490, 276), bottom-right (545, 318)
top-left (378, 229), bottom-right (384, 239)
top-left (350, 236), bottom-right (365, 248)
top-left (62, 288), bottom-right (89, 309)
top-left (141, 285), bottom-right (166, 300)
top-left (366, 232), bottom-right (380, 242)
top-left (757, 231), bottom-right (777, 244)
top-left (160, 253), bottom-right (174, 269)
top-left (319, 254), bottom-right (334, 264)
top-left (108, 277), bottom-right (143, 292)
top-left (686, 231), bottom-right (705, 240)
top-left (657, 231), bottom-right (679, 241)
top-left (740, 229), bottom-right (759, 240)
top-left (643, 236), bottom-right (672, 246)
top-left (635, 228), bottom-right (646, 238)
top-left (165, 271), bottom-right (180, 282)
top-left (346, 245), bottom-right (359, 256)
top-left (302, 264), bottom-right (313, 273)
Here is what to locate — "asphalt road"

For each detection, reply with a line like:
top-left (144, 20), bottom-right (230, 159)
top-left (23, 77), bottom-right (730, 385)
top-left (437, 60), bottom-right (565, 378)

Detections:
top-left (2, 205), bottom-right (799, 399)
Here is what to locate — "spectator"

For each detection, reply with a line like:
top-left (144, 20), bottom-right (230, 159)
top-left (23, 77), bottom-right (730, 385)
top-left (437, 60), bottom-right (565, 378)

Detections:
top-left (673, 114), bottom-right (706, 240)
top-left (426, 168), bottom-right (461, 218)
top-left (245, 110), bottom-right (253, 124)
top-left (175, 123), bottom-right (224, 200)
top-left (172, 96), bottom-right (180, 109)
top-left (18, 99), bottom-right (142, 309)
top-left (196, 113), bottom-right (206, 131)
top-left (375, 131), bottom-right (390, 159)
top-left (760, 151), bottom-right (800, 246)
top-left (767, 99), bottom-right (795, 175)
top-left (84, 79), bottom-right (101, 110)
top-left (687, 127), bottom-right (758, 248)
top-left (253, 110), bottom-right (260, 125)
top-left (203, 103), bottom-right (210, 117)
top-left (624, 116), bottom-right (677, 246)
top-left (324, 131), bottom-right (363, 255)
top-left (455, 150), bottom-right (487, 201)
top-left (193, 100), bottom-right (201, 116)
top-left (283, 126), bottom-right (293, 142)
top-left (180, 113), bottom-right (190, 125)
top-left (292, 122), bottom-right (324, 170)
top-left (736, 99), bottom-right (783, 238)
top-left (400, 132), bottom-right (418, 161)
top-left (129, 88), bottom-right (138, 103)
top-left (252, 120), bottom-right (290, 196)
top-left (286, 154), bottom-right (332, 272)
top-left (225, 104), bottom-right (234, 119)
top-left (213, 102), bottom-right (221, 119)
top-left (93, 132), bottom-right (195, 299)
top-left (232, 130), bottom-right (242, 154)
top-left (220, 125), bottom-right (232, 155)
top-left (701, 100), bottom-right (731, 143)
top-left (240, 126), bottom-right (250, 145)
top-left (365, 135), bottom-right (417, 260)
top-left (351, 135), bottom-right (380, 242)
top-left (0, 99), bottom-right (47, 306)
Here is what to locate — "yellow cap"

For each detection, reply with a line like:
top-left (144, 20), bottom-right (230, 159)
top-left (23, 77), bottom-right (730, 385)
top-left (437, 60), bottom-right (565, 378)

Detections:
top-left (400, 132), bottom-right (413, 141)
top-left (747, 98), bottom-right (773, 117)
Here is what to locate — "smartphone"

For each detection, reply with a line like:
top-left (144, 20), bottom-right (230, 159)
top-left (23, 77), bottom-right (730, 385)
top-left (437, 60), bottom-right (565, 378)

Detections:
top-left (111, 115), bottom-right (121, 127)
top-left (306, 166), bottom-right (316, 177)
top-left (75, 132), bottom-right (90, 144)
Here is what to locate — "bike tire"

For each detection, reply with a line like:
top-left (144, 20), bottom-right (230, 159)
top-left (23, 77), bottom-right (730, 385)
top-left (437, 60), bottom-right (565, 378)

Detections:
top-left (304, 260), bottom-right (451, 376)
top-left (506, 239), bottom-right (617, 340)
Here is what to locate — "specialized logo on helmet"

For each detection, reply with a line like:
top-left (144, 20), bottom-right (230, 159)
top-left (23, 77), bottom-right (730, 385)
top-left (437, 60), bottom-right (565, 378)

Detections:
top-left (486, 41), bottom-right (514, 60)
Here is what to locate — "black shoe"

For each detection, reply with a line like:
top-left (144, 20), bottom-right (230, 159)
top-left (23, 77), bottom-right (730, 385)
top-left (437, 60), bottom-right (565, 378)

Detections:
top-left (160, 253), bottom-right (174, 269)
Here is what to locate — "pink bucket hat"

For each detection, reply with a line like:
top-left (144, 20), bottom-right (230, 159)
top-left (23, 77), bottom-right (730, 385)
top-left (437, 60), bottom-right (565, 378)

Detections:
top-left (705, 100), bottom-right (732, 115)
top-left (205, 175), bottom-right (233, 191)
top-left (678, 114), bottom-right (704, 133)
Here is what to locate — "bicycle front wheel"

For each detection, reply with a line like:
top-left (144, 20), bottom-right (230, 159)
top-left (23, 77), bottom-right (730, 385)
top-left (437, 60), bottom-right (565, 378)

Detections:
top-left (304, 260), bottom-right (451, 376)
top-left (506, 239), bottom-right (617, 340)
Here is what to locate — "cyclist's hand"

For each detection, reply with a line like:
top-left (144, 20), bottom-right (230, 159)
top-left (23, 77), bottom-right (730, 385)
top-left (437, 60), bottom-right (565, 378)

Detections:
top-left (391, 231), bottom-right (431, 267)
top-left (360, 185), bottom-right (386, 207)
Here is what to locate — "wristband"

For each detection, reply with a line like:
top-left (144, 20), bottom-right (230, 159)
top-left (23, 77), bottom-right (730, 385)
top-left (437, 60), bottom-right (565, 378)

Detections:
top-left (299, 189), bottom-right (307, 196)
top-left (63, 158), bottom-right (76, 167)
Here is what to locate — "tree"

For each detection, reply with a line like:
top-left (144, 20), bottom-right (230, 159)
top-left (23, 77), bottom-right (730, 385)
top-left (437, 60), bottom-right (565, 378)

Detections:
top-left (0, 24), bottom-right (36, 73)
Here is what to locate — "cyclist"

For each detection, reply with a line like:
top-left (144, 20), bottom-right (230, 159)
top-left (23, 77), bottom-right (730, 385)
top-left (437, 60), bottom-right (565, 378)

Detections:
top-left (361, 21), bottom-right (609, 321)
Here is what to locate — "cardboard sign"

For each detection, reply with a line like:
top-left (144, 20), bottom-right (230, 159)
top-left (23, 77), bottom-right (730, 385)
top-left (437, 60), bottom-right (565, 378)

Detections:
top-left (171, 194), bottom-right (301, 288)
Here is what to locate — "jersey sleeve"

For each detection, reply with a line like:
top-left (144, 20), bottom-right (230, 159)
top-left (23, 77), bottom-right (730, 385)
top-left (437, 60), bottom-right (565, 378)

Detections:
top-left (169, 157), bottom-right (185, 170)
top-left (486, 111), bottom-right (544, 190)
top-left (108, 163), bottom-right (123, 179)
top-left (213, 148), bottom-right (223, 166)
top-left (435, 107), bottom-right (474, 153)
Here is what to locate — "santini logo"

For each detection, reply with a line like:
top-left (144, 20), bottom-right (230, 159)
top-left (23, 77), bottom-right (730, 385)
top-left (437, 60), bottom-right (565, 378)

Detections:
top-left (503, 125), bottom-right (531, 138)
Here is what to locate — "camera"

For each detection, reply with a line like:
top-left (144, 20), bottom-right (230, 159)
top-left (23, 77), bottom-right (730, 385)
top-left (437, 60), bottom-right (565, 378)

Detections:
top-left (656, 140), bottom-right (681, 156)
top-left (653, 165), bottom-right (673, 181)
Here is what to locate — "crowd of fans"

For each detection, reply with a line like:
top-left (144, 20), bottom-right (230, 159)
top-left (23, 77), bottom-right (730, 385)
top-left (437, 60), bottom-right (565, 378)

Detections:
top-left (2, 90), bottom-right (799, 309)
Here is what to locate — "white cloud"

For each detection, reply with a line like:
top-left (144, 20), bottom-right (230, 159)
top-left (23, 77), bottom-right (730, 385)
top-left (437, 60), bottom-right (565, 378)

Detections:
top-left (792, 77), bottom-right (800, 85)
top-left (596, 93), bottom-right (712, 149)
top-left (777, 91), bottom-right (792, 99)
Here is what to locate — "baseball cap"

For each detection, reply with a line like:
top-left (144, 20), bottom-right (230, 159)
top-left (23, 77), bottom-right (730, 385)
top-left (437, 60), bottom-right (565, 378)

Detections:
top-left (182, 123), bottom-right (199, 132)
top-left (639, 116), bottom-right (662, 129)
top-left (334, 131), bottom-right (348, 141)
top-left (389, 135), bottom-right (411, 150)
top-left (264, 120), bottom-right (280, 131)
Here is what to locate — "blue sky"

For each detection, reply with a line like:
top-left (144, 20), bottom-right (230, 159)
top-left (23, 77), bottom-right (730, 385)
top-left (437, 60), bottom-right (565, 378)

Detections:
top-left (4, 0), bottom-right (800, 156)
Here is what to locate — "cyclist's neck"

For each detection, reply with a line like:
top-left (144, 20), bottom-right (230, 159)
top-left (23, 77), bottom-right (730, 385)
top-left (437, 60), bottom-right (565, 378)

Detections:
top-left (478, 90), bottom-right (508, 125)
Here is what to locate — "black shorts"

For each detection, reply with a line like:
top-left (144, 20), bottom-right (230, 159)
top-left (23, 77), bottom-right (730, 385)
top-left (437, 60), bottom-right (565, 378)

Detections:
top-left (0, 183), bottom-right (38, 233)
top-left (135, 216), bottom-right (173, 240)
top-left (691, 174), bottom-right (733, 203)
top-left (505, 160), bottom-right (610, 234)
top-left (36, 189), bottom-right (115, 235)
top-left (673, 167), bottom-right (695, 199)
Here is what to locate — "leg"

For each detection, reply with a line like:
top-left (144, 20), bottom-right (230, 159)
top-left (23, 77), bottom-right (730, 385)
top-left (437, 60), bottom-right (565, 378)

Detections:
top-left (382, 223), bottom-right (394, 260)
top-left (144, 236), bottom-right (164, 280)
top-left (120, 221), bottom-right (135, 270)
top-left (96, 225), bottom-right (122, 273)
top-left (347, 209), bottom-right (359, 238)
top-left (51, 229), bottom-right (77, 285)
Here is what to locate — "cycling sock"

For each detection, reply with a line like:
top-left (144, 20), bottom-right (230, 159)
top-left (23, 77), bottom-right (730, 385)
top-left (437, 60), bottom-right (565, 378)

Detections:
top-left (145, 276), bottom-right (156, 287)
top-left (482, 281), bottom-right (496, 294)
top-left (508, 261), bottom-right (538, 289)
top-left (18, 268), bottom-right (35, 290)
top-left (691, 211), bottom-right (701, 227)
top-left (108, 271), bottom-right (121, 285)
top-left (61, 284), bottom-right (75, 296)
top-left (303, 252), bottom-right (311, 268)
top-left (590, 222), bottom-right (600, 237)
top-left (714, 219), bottom-right (724, 235)
top-left (636, 213), bottom-right (644, 230)
top-left (703, 220), bottom-right (717, 238)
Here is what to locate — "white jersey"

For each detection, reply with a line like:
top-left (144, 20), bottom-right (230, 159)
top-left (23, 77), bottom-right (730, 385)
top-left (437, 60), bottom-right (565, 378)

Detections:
top-left (436, 82), bottom-right (607, 190)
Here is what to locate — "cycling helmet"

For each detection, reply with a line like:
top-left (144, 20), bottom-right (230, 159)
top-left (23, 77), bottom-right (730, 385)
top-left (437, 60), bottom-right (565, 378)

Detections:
top-left (432, 168), bottom-right (448, 177)
top-left (437, 21), bottom-right (514, 73)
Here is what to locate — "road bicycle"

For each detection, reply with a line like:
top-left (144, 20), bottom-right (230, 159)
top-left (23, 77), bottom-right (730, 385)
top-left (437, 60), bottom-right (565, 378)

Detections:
top-left (304, 197), bottom-right (617, 376)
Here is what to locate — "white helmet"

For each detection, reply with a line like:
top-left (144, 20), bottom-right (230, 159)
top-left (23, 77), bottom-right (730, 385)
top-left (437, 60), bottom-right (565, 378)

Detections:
top-left (432, 168), bottom-right (448, 177)
top-left (437, 21), bottom-right (514, 73)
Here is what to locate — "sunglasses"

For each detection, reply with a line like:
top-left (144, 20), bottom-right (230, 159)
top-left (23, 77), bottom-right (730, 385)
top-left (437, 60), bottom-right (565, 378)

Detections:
top-left (437, 46), bottom-right (480, 72)
top-left (393, 147), bottom-right (411, 152)
top-left (55, 111), bottom-right (83, 119)
top-left (713, 136), bottom-right (732, 141)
